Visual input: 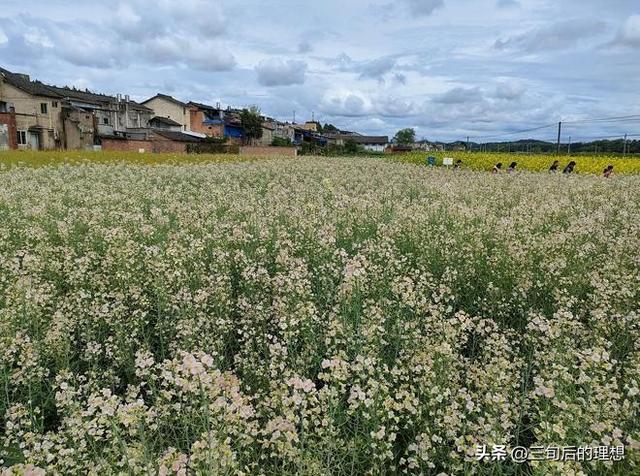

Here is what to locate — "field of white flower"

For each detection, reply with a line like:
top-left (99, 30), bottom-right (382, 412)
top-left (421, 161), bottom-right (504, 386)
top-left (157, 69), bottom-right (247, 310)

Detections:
top-left (1, 157), bottom-right (639, 475)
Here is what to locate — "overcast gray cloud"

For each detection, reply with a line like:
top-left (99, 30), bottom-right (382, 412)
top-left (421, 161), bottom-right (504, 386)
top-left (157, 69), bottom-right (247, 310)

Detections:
top-left (494, 19), bottom-right (608, 53)
top-left (0, 0), bottom-right (638, 141)
top-left (494, 81), bottom-right (526, 101)
top-left (433, 87), bottom-right (483, 104)
top-left (358, 57), bottom-right (397, 80)
top-left (496, 0), bottom-right (520, 9)
top-left (612, 14), bottom-right (640, 48)
top-left (402, 0), bottom-right (444, 16)
top-left (256, 59), bottom-right (307, 87)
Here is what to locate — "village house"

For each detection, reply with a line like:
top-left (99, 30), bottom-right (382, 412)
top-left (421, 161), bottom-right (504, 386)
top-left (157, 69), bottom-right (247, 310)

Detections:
top-left (149, 116), bottom-right (183, 132)
top-left (141, 94), bottom-right (191, 131)
top-left (261, 120), bottom-right (295, 146)
top-left (261, 122), bottom-right (275, 146)
top-left (0, 66), bottom-right (154, 150)
top-left (187, 102), bottom-right (226, 138)
top-left (0, 99), bottom-right (17, 150)
top-left (328, 133), bottom-right (389, 152)
top-left (49, 87), bottom-right (153, 149)
top-left (0, 67), bottom-right (64, 150)
top-left (1, 66), bottom-right (392, 155)
top-left (100, 128), bottom-right (202, 154)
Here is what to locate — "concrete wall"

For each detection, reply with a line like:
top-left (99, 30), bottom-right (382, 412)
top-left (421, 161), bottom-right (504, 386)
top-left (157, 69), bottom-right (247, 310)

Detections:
top-left (261, 127), bottom-right (274, 146)
top-left (239, 146), bottom-right (297, 157)
top-left (363, 144), bottom-right (386, 153)
top-left (144, 97), bottom-right (190, 130)
top-left (64, 109), bottom-right (96, 150)
top-left (0, 108), bottom-right (18, 150)
top-left (0, 81), bottom-right (62, 150)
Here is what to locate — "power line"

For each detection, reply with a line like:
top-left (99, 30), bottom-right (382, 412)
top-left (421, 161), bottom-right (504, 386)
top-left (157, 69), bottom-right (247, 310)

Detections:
top-left (563, 114), bottom-right (640, 125)
top-left (563, 133), bottom-right (640, 141)
top-left (467, 114), bottom-right (640, 142)
top-left (470, 123), bottom-right (557, 140)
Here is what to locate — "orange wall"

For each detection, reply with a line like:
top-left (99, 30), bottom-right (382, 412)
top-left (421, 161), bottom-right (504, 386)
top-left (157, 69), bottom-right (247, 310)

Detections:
top-left (189, 109), bottom-right (224, 137)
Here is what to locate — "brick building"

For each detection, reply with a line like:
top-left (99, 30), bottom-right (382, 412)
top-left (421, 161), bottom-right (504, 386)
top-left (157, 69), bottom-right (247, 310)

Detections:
top-left (0, 104), bottom-right (17, 150)
top-left (187, 102), bottom-right (225, 138)
top-left (101, 129), bottom-right (202, 154)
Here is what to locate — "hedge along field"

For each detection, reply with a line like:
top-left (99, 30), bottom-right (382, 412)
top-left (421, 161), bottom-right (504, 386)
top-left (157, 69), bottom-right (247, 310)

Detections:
top-left (0, 157), bottom-right (639, 475)
top-left (394, 151), bottom-right (640, 175)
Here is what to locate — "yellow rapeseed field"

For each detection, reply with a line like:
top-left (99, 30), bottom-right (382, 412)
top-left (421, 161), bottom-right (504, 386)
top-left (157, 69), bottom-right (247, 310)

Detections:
top-left (1, 150), bottom-right (639, 175)
top-left (395, 151), bottom-right (640, 175)
top-left (0, 150), bottom-right (268, 168)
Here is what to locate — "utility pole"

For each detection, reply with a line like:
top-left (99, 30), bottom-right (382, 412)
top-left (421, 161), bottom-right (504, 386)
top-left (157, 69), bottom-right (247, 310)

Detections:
top-left (623, 133), bottom-right (628, 157)
top-left (466, 136), bottom-right (470, 151)
top-left (568, 136), bottom-right (572, 155)
top-left (293, 110), bottom-right (296, 124)
top-left (556, 121), bottom-right (562, 154)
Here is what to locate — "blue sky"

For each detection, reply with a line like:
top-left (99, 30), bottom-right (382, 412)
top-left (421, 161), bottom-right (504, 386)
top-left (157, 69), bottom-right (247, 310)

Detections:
top-left (1, 0), bottom-right (638, 141)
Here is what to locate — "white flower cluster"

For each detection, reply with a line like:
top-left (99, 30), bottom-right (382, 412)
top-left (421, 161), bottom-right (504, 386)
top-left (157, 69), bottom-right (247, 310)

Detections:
top-left (0, 158), bottom-right (638, 474)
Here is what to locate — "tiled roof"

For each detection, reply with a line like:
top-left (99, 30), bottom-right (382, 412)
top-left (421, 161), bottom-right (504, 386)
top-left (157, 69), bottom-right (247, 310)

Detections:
top-left (1, 67), bottom-right (152, 112)
top-left (142, 94), bottom-right (187, 107)
top-left (46, 85), bottom-right (115, 104)
top-left (150, 116), bottom-right (182, 127)
top-left (153, 130), bottom-right (202, 142)
top-left (0, 67), bottom-right (61, 98)
top-left (187, 101), bottom-right (221, 112)
top-left (340, 134), bottom-right (389, 144)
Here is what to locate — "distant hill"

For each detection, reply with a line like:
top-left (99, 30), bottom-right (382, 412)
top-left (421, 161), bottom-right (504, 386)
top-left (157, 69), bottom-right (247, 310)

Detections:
top-left (429, 138), bottom-right (639, 154)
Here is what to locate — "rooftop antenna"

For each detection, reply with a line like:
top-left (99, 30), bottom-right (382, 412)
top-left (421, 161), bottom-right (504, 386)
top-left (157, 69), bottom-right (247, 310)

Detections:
top-left (312, 111), bottom-right (315, 122)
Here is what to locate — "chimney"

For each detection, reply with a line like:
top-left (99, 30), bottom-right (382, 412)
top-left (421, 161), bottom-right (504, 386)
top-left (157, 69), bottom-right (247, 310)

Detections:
top-left (125, 94), bottom-right (130, 102)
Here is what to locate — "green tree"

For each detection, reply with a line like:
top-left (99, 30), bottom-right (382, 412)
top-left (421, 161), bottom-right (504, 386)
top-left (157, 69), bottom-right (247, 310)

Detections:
top-left (240, 106), bottom-right (264, 144)
top-left (344, 139), bottom-right (360, 154)
top-left (323, 123), bottom-right (340, 133)
top-left (271, 137), bottom-right (292, 147)
top-left (393, 128), bottom-right (416, 145)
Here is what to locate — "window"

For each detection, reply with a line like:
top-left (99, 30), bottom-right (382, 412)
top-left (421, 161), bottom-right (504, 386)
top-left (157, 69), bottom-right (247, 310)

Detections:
top-left (17, 130), bottom-right (27, 145)
top-left (103, 117), bottom-right (109, 125)
top-left (0, 101), bottom-right (7, 113)
top-left (52, 101), bottom-right (58, 108)
top-left (40, 103), bottom-right (48, 114)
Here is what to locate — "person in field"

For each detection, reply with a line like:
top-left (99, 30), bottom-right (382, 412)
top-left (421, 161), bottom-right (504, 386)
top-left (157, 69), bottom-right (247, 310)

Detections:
top-left (507, 162), bottom-right (517, 173)
top-left (492, 163), bottom-right (503, 174)
top-left (563, 161), bottom-right (576, 175)
top-left (549, 160), bottom-right (559, 173)
top-left (603, 165), bottom-right (614, 178)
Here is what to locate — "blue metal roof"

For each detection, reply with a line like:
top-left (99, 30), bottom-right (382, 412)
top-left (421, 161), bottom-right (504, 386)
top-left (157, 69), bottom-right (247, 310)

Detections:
top-left (224, 124), bottom-right (244, 138)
